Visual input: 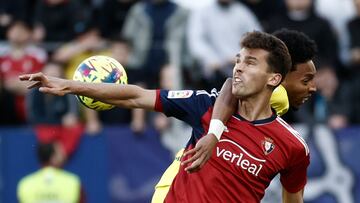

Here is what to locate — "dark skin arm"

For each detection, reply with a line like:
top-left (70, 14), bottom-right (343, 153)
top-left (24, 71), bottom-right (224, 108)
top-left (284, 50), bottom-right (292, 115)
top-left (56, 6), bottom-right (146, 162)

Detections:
top-left (282, 188), bottom-right (304, 203)
top-left (182, 78), bottom-right (237, 172)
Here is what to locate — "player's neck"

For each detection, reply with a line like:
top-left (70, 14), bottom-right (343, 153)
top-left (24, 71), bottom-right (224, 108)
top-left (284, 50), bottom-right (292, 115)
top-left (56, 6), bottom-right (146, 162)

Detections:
top-left (237, 93), bottom-right (273, 121)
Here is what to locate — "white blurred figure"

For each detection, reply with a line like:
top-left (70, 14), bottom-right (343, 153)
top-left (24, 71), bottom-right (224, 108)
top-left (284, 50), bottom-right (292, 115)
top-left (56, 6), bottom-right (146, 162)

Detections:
top-left (315, 0), bottom-right (356, 64)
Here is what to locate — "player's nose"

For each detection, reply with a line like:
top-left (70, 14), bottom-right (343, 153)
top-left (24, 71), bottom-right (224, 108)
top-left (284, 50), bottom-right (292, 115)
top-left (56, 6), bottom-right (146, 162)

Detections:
top-left (309, 81), bottom-right (317, 93)
top-left (233, 63), bottom-right (245, 74)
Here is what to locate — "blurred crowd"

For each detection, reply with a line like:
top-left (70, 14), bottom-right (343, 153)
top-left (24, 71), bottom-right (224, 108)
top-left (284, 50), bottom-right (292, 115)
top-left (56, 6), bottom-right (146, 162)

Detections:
top-left (1, 0), bottom-right (360, 146)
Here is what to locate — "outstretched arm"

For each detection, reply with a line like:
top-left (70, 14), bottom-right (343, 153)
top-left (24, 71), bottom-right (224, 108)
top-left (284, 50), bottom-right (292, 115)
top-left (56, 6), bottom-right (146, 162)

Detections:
top-left (19, 72), bottom-right (157, 111)
top-left (182, 78), bottom-right (237, 172)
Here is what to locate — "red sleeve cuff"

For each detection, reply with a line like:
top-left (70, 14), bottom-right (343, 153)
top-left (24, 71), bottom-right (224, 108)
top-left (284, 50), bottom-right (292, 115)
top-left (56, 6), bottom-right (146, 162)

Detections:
top-left (154, 89), bottom-right (163, 112)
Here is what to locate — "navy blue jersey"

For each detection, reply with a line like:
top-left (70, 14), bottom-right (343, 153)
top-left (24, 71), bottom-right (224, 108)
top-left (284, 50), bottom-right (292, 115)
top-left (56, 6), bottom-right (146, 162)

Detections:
top-left (154, 89), bottom-right (218, 148)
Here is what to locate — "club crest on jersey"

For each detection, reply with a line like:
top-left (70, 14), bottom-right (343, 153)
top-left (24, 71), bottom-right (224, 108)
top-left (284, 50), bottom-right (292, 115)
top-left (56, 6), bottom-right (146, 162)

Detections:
top-left (167, 90), bottom-right (193, 99)
top-left (262, 137), bottom-right (275, 155)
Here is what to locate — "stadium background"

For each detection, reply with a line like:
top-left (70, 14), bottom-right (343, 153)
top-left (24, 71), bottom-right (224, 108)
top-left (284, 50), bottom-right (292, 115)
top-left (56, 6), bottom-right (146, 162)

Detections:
top-left (1, 0), bottom-right (360, 202)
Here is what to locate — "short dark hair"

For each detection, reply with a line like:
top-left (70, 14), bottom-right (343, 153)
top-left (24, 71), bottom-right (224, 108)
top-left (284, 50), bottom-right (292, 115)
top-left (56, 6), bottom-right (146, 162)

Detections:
top-left (37, 143), bottom-right (55, 164)
top-left (273, 29), bottom-right (317, 72)
top-left (241, 31), bottom-right (291, 83)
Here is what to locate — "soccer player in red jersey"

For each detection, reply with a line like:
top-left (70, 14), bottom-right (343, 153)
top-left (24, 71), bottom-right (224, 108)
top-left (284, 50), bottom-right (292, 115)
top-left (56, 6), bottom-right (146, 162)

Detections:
top-left (20, 31), bottom-right (308, 202)
top-left (153, 29), bottom-right (317, 203)
top-left (183, 29), bottom-right (317, 173)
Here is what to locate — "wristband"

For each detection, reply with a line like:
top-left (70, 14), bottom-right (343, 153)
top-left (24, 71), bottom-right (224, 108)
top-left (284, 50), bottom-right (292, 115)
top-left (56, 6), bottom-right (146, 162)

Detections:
top-left (208, 119), bottom-right (225, 140)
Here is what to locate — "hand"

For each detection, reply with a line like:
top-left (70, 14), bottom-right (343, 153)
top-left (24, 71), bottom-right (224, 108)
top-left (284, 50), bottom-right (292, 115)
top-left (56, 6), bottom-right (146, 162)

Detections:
top-left (19, 72), bottom-right (70, 96)
top-left (181, 133), bottom-right (218, 173)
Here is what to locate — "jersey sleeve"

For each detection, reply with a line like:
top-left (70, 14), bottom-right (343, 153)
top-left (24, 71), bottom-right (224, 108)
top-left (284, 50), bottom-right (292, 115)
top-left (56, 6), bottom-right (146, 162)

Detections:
top-left (280, 149), bottom-right (310, 193)
top-left (154, 89), bottom-right (217, 126)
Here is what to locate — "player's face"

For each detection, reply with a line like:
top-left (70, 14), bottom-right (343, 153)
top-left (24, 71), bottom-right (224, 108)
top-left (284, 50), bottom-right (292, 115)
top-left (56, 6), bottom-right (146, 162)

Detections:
top-left (282, 60), bottom-right (317, 108)
top-left (232, 48), bottom-right (273, 99)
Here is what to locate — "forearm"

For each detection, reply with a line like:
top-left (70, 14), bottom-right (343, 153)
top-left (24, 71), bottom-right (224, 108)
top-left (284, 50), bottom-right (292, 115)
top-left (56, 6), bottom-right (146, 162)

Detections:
top-left (282, 188), bottom-right (304, 203)
top-left (208, 78), bottom-right (237, 140)
top-left (66, 80), bottom-right (156, 110)
top-left (212, 78), bottom-right (237, 123)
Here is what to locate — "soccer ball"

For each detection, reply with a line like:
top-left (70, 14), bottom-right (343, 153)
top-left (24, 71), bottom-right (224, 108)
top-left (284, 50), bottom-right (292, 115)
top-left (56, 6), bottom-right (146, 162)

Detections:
top-left (73, 55), bottom-right (128, 111)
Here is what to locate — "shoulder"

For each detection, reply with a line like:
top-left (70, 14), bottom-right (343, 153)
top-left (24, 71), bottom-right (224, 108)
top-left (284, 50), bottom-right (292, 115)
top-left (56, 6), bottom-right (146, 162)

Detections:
top-left (129, 2), bottom-right (146, 14)
top-left (0, 42), bottom-right (10, 57)
top-left (155, 89), bottom-right (218, 114)
top-left (270, 85), bottom-right (289, 116)
top-left (17, 171), bottom-right (39, 190)
top-left (25, 45), bottom-right (48, 63)
top-left (274, 117), bottom-right (309, 157)
top-left (159, 89), bottom-right (218, 100)
top-left (57, 169), bottom-right (80, 182)
top-left (18, 173), bottom-right (34, 186)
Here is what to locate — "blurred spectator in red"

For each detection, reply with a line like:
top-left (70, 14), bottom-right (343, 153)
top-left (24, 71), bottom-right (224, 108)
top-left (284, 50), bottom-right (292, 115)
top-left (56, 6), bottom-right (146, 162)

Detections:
top-left (98, 0), bottom-right (138, 39)
top-left (0, 21), bottom-right (47, 124)
top-left (27, 61), bottom-right (83, 166)
top-left (187, 0), bottom-right (261, 90)
top-left (32, 0), bottom-right (92, 42)
top-left (122, 0), bottom-right (189, 89)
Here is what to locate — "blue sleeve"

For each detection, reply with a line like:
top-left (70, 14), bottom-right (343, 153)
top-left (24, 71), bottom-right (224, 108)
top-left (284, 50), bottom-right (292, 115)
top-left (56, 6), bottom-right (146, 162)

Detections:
top-left (154, 89), bottom-right (218, 127)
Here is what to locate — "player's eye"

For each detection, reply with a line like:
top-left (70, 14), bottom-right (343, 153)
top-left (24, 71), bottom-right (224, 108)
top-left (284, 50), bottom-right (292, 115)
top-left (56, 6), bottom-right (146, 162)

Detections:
top-left (245, 60), bottom-right (255, 66)
top-left (302, 79), bottom-right (310, 85)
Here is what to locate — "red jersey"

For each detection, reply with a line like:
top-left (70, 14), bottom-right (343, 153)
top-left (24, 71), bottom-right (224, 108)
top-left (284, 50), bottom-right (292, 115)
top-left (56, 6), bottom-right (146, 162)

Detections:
top-left (0, 45), bottom-right (46, 122)
top-left (155, 89), bottom-right (309, 203)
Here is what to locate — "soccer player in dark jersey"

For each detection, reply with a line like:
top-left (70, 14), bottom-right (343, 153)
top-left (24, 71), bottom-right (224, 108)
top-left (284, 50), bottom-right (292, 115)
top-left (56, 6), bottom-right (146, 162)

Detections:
top-left (20, 31), bottom-right (308, 202)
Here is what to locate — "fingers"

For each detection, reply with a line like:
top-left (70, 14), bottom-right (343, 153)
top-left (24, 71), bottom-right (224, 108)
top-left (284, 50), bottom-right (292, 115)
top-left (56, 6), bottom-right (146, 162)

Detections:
top-left (182, 149), bottom-right (201, 166)
top-left (19, 74), bottom-right (31, 81)
top-left (19, 72), bottom-right (46, 82)
top-left (27, 81), bottom-right (42, 89)
top-left (29, 72), bottom-right (46, 81)
top-left (185, 155), bottom-right (207, 173)
top-left (182, 148), bottom-right (197, 157)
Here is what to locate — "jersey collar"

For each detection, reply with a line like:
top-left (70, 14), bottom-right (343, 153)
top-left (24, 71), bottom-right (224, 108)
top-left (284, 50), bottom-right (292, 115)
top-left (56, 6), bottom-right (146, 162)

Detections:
top-left (233, 109), bottom-right (277, 125)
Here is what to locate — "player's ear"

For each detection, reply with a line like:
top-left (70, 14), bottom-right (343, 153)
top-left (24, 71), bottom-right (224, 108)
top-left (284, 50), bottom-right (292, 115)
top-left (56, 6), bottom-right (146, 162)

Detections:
top-left (268, 73), bottom-right (282, 88)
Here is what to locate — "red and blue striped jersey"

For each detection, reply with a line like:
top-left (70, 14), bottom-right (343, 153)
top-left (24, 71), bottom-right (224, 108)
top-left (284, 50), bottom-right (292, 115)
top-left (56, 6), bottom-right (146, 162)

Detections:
top-left (154, 89), bottom-right (309, 203)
